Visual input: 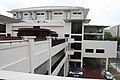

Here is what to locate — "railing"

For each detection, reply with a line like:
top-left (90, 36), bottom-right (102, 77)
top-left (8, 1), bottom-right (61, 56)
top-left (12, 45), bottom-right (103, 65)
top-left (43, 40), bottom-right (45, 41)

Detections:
top-left (0, 40), bottom-right (28, 44)
top-left (0, 37), bottom-right (68, 75)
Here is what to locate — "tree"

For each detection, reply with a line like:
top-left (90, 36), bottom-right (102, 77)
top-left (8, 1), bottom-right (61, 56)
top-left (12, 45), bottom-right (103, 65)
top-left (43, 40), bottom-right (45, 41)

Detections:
top-left (112, 36), bottom-right (120, 41)
top-left (104, 32), bottom-right (113, 40)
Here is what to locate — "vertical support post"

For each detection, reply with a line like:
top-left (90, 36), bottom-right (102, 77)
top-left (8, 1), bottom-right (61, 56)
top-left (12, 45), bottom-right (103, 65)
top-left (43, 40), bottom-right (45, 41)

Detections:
top-left (28, 38), bottom-right (34, 73)
top-left (81, 21), bottom-right (84, 68)
top-left (64, 39), bottom-right (69, 77)
top-left (48, 38), bottom-right (52, 75)
top-left (106, 58), bottom-right (108, 70)
top-left (103, 29), bottom-right (105, 40)
top-left (81, 57), bottom-right (83, 68)
top-left (64, 61), bottom-right (66, 77)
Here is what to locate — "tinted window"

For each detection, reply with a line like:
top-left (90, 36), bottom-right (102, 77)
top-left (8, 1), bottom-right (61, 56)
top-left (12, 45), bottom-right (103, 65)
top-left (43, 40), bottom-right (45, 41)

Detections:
top-left (85, 49), bottom-right (94, 53)
top-left (71, 43), bottom-right (82, 50)
top-left (37, 13), bottom-right (40, 15)
top-left (71, 35), bottom-right (82, 41)
top-left (0, 24), bottom-right (6, 33)
top-left (70, 52), bottom-right (81, 59)
top-left (96, 49), bottom-right (104, 53)
top-left (71, 21), bottom-right (82, 34)
top-left (41, 13), bottom-right (44, 15)
top-left (24, 14), bottom-right (28, 15)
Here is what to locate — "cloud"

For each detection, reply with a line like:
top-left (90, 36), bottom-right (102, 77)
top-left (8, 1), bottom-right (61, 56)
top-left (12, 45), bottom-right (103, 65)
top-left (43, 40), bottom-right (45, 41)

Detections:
top-left (78, 0), bottom-right (120, 26)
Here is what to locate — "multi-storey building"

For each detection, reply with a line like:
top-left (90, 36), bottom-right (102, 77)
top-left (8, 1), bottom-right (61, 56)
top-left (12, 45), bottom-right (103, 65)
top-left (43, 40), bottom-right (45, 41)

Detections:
top-left (108, 24), bottom-right (120, 37)
top-left (0, 6), bottom-right (117, 78)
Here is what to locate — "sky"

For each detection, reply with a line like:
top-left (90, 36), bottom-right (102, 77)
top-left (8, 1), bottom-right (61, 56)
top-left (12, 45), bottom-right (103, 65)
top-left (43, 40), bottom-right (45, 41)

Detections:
top-left (0, 0), bottom-right (120, 26)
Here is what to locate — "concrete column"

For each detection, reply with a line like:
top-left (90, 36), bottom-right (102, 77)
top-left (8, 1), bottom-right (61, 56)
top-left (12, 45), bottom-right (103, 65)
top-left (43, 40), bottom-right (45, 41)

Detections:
top-left (64, 61), bottom-right (66, 77)
top-left (6, 24), bottom-right (12, 36)
top-left (28, 38), bottom-right (34, 73)
top-left (103, 29), bottom-right (105, 40)
top-left (48, 38), bottom-right (52, 75)
top-left (105, 58), bottom-right (109, 70)
top-left (81, 56), bottom-right (83, 68)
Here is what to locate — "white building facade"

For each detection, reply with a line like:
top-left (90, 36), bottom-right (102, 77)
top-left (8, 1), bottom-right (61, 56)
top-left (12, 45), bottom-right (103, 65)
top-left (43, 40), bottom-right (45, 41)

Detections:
top-left (0, 6), bottom-right (117, 77)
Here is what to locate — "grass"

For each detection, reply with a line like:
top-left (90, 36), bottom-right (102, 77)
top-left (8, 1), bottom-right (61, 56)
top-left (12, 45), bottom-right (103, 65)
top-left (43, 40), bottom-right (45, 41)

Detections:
top-left (108, 67), bottom-right (120, 80)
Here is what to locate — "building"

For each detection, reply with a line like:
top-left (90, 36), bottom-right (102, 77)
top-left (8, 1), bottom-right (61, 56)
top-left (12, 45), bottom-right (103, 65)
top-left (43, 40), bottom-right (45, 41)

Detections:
top-left (0, 6), bottom-right (117, 79)
top-left (109, 24), bottom-right (120, 36)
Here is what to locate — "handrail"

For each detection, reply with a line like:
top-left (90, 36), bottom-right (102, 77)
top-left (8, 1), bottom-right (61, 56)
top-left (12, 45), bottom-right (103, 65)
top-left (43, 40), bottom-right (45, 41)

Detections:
top-left (0, 40), bottom-right (28, 44)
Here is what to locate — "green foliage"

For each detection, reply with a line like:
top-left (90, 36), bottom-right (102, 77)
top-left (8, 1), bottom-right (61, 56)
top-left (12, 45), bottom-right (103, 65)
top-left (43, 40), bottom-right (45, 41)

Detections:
top-left (104, 32), bottom-right (113, 40)
top-left (112, 36), bottom-right (120, 41)
top-left (104, 32), bottom-right (120, 41)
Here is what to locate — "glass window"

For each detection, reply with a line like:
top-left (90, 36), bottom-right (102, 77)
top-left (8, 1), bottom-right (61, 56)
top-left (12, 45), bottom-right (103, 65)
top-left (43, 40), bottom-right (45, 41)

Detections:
top-left (78, 12), bottom-right (81, 14)
top-left (24, 14), bottom-right (28, 15)
top-left (71, 21), bottom-right (82, 34)
top-left (71, 43), bottom-right (82, 50)
top-left (37, 13), bottom-right (40, 15)
top-left (73, 12), bottom-right (77, 14)
top-left (85, 49), bottom-right (94, 53)
top-left (96, 49), bottom-right (104, 53)
top-left (59, 13), bottom-right (62, 15)
top-left (0, 24), bottom-right (6, 33)
top-left (41, 13), bottom-right (44, 15)
top-left (70, 52), bottom-right (81, 59)
top-left (54, 13), bottom-right (58, 15)
top-left (71, 35), bottom-right (82, 41)
top-left (13, 14), bottom-right (16, 16)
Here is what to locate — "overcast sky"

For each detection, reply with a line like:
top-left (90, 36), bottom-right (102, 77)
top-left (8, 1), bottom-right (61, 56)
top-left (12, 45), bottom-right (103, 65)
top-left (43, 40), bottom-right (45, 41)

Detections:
top-left (0, 0), bottom-right (120, 26)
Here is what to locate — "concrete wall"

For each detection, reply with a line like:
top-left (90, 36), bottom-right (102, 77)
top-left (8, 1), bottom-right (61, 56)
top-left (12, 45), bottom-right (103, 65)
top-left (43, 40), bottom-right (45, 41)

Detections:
top-left (82, 40), bottom-right (117, 58)
top-left (12, 9), bottom-right (84, 21)
top-left (0, 39), bottom-right (68, 75)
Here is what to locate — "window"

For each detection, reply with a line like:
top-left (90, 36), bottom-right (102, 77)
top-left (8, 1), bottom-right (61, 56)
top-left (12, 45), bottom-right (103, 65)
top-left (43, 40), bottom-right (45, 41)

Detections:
top-left (71, 43), bottom-right (82, 50)
top-left (33, 26), bottom-right (40, 28)
top-left (78, 12), bottom-right (81, 14)
top-left (0, 24), bottom-right (6, 33)
top-left (70, 52), bottom-right (81, 59)
top-left (24, 14), bottom-right (28, 15)
top-left (96, 49), bottom-right (104, 53)
top-left (54, 13), bottom-right (58, 15)
top-left (85, 49), bottom-right (94, 53)
top-left (73, 12), bottom-right (81, 14)
top-left (37, 13), bottom-right (40, 15)
top-left (71, 35), bottom-right (82, 41)
top-left (73, 12), bottom-right (77, 14)
top-left (71, 21), bottom-right (82, 34)
top-left (41, 13), bottom-right (44, 15)
top-left (64, 34), bottom-right (69, 37)
top-left (59, 13), bottom-right (62, 15)
top-left (54, 13), bottom-right (62, 15)
top-left (13, 14), bottom-right (16, 16)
